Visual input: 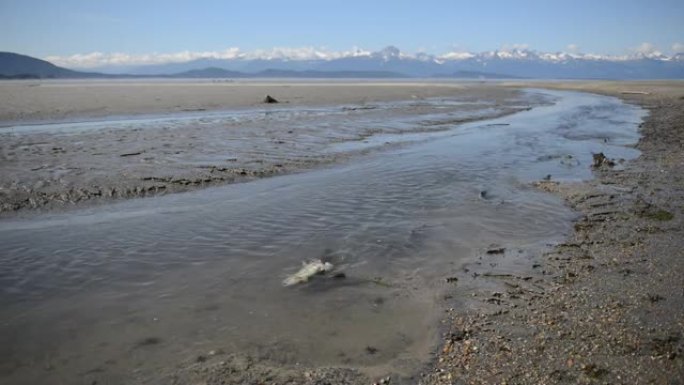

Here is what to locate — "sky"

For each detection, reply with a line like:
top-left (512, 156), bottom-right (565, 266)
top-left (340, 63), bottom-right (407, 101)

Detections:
top-left (1, 0), bottom-right (683, 67)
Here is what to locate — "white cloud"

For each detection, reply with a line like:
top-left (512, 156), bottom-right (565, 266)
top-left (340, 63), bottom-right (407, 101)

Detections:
top-left (45, 48), bottom-right (242, 68)
top-left (438, 51), bottom-right (476, 61)
top-left (45, 47), bottom-right (374, 69)
top-left (566, 44), bottom-right (579, 53)
top-left (242, 46), bottom-right (371, 61)
top-left (499, 43), bottom-right (530, 52)
top-left (672, 42), bottom-right (684, 54)
top-left (631, 42), bottom-right (663, 56)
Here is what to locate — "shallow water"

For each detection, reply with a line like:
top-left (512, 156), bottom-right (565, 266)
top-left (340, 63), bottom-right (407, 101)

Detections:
top-left (0, 90), bottom-right (645, 384)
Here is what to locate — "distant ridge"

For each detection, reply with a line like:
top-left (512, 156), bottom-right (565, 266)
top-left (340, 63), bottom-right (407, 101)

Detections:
top-left (171, 67), bottom-right (244, 78)
top-left (0, 52), bottom-right (103, 79)
top-left (432, 70), bottom-right (526, 79)
top-left (249, 68), bottom-right (409, 78)
top-left (172, 67), bottom-right (409, 78)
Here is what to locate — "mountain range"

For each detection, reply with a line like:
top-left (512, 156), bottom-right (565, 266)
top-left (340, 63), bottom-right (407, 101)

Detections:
top-left (3, 46), bottom-right (684, 79)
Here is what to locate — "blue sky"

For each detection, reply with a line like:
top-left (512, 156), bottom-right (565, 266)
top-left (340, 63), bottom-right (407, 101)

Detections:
top-left (1, 0), bottom-right (683, 65)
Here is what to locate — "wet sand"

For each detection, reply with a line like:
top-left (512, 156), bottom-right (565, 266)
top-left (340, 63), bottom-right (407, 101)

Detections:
top-left (0, 80), bottom-right (495, 123)
top-left (0, 81), bottom-right (531, 215)
top-left (1, 80), bottom-right (682, 384)
top-left (425, 81), bottom-right (684, 384)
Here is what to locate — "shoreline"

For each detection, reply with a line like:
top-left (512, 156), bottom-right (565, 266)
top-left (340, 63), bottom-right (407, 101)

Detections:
top-left (424, 83), bottom-right (684, 384)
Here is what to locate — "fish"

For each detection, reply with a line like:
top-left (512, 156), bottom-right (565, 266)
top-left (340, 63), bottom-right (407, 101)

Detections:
top-left (283, 259), bottom-right (334, 286)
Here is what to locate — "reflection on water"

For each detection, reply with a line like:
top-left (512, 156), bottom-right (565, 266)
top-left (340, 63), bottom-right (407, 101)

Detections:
top-left (0, 90), bottom-right (645, 384)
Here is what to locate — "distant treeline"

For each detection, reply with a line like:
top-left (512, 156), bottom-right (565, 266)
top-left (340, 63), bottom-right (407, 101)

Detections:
top-left (0, 74), bottom-right (44, 79)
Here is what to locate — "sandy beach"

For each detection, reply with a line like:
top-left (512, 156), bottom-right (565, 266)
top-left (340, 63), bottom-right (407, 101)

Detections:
top-left (0, 80), bottom-right (682, 384)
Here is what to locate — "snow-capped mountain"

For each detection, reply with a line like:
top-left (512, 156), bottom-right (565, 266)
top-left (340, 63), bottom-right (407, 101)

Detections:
top-left (100, 46), bottom-right (683, 79)
top-left (5, 47), bottom-right (684, 79)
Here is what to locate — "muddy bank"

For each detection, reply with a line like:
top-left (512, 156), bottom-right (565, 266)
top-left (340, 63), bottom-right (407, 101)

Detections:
top-left (424, 83), bottom-right (684, 384)
top-left (0, 83), bottom-right (531, 214)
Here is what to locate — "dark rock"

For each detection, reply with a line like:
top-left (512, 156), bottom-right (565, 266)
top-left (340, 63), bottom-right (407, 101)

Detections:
top-left (365, 346), bottom-right (378, 355)
top-left (582, 363), bottom-right (609, 379)
top-left (647, 294), bottom-right (665, 303)
top-left (592, 152), bottom-right (615, 168)
top-left (135, 336), bottom-right (162, 348)
top-left (332, 272), bottom-right (346, 279)
top-left (650, 334), bottom-right (681, 359)
top-left (120, 152), bottom-right (142, 157)
top-left (263, 95), bottom-right (279, 104)
top-left (447, 330), bottom-right (467, 342)
top-left (486, 247), bottom-right (506, 255)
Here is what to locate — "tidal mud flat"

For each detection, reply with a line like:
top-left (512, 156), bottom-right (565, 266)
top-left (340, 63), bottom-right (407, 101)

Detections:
top-left (0, 82), bottom-right (660, 385)
top-left (0, 81), bottom-right (534, 214)
top-left (0, 84), bottom-right (684, 384)
top-left (425, 82), bottom-right (684, 384)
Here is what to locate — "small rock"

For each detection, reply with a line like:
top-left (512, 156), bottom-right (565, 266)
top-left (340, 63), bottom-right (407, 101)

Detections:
top-left (120, 152), bottom-right (142, 157)
top-left (263, 95), bottom-right (279, 104)
top-left (486, 247), bottom-right (506, 255)
top-left (647, 294), bottom-right (665, 303)
top-left (447, 329), bottom-right (467, 342)
top-left (136, 336), bottom-right (161, 346)
top-left (582, 363), bottom-right (609, 379)
top-left (592, 152), bottom-right (615, 168)
top-left (208, 349), bottom-right (222, 356)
